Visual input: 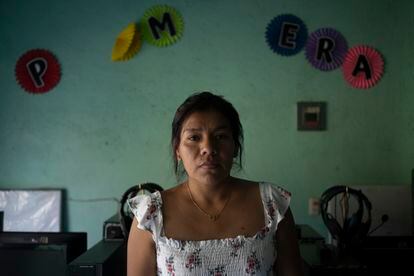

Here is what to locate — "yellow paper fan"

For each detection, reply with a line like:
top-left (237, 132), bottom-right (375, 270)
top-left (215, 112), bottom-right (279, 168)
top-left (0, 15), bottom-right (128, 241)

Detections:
top-left (112, 23), bottom-right (142, 61)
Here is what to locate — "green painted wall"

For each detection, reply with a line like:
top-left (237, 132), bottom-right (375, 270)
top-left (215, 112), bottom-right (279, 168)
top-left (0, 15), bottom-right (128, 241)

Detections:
top-left (1, 0), bottom-right (413, 248)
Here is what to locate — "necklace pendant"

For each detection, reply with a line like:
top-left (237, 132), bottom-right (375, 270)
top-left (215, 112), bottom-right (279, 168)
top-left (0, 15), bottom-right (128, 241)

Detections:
top-left (210, 215), bottom-right (218, 221)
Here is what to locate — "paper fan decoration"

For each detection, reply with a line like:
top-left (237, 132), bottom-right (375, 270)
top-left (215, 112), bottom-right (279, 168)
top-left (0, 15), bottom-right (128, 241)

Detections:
top-left (141, 5), bottom-right (184, 47)
top-left (112, 22), bottom-right (142, 61)
top-left (15, 49), bottom-right (61, 94)
top-left (265, 14), bottom-right (308, 56)
top-left (305, 28), bottom-right (348, 71)
top-left (342, 45), bottom-right (384, 89)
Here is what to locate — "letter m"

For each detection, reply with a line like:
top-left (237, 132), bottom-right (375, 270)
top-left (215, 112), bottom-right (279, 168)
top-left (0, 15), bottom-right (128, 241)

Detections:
top-left (148, 12), bottom-right (176, 40)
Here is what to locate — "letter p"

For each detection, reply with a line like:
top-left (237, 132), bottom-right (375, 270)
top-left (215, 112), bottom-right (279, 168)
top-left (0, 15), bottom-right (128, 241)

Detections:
top-left (26, 58), bottom-right (48, 88)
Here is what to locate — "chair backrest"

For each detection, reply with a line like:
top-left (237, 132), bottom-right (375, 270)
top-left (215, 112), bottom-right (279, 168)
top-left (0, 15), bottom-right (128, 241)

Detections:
top-left (118, 183), bottom-right (163, 239)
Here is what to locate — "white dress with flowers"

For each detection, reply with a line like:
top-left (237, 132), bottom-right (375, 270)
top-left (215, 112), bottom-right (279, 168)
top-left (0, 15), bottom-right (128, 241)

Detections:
top-left (128, 182), bottom-right (291, 276)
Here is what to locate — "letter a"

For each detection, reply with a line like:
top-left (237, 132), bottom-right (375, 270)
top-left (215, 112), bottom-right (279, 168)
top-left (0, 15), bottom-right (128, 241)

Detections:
top-left (352, 55), bottom-right (372, 79)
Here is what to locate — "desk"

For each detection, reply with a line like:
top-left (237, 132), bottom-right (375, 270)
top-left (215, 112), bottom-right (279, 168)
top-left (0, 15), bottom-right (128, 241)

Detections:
top-left (299, 232), bottom-right (414, 276)
top-left (300, 243), bottom-right (367, 276)
top-left (297, 225), bottom-right (367, 276)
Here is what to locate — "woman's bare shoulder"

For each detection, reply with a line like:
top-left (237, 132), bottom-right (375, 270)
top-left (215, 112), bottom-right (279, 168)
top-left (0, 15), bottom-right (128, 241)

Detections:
top-left (233, 177), bottom-right (260, 191)
top-left (230, 178), bottom-right (261, 201)
top-left (160, 183), bottom-right (186, 205)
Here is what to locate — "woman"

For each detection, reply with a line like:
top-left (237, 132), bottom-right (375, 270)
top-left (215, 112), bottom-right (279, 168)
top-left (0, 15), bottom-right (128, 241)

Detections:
top-left (127, 92), bottom-right (303, 275)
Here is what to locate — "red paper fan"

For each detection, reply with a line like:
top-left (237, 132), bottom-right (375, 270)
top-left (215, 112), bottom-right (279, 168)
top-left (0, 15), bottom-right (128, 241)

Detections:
top-left (15, 49), bottom-right (61, 94)
top-left (342, 45), bottom-right (384, 89)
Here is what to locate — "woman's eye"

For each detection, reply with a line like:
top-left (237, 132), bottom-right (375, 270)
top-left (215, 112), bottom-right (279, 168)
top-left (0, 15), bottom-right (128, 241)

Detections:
top-left (188, 135), bottom-right (199, 141)
top-left (215, 133), bottom-right (228, 140)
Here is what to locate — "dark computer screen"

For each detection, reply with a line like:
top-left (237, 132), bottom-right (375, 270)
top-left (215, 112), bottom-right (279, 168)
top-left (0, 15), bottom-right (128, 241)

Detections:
top-left (0, 232), bottom-right (87, 276)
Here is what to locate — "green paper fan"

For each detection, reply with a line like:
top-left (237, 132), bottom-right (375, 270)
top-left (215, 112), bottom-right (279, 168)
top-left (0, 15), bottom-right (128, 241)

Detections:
top-left (141, 5), bottom-right (184, 47)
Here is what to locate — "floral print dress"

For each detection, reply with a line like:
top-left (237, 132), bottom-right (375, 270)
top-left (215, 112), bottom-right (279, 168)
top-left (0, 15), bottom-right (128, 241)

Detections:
top-left (128, 182), bottom-right (291, 276)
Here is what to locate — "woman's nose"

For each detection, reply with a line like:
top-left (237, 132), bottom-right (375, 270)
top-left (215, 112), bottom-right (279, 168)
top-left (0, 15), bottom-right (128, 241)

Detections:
top-left (200, 138), bottom-right (217, 156)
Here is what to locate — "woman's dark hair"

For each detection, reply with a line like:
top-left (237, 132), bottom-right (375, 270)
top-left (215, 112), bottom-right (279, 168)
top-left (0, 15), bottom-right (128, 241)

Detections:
top-left (171, 91), bottom-right (244, 177)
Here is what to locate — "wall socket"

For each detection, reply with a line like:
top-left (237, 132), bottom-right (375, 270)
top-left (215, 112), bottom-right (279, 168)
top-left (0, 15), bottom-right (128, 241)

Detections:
top-left (308, 197), bottom-right (321, 216)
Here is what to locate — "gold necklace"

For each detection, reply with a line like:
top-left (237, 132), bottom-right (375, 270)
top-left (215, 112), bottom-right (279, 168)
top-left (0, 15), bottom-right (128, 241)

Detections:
top-left (186, 182), bottom-right (232, 222)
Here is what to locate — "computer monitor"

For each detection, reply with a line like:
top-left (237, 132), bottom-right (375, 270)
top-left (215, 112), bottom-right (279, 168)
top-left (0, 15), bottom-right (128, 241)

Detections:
top-left (0, 232), bottom-right (87, 276)
top-left (0, 189), bottom-right (63, 232)
top-left (350, 185), bottom-right (412, 236)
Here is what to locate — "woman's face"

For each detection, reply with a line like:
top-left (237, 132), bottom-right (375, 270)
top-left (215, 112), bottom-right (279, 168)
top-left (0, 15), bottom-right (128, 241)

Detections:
top-left (176, 110), bottom-right (235, 185)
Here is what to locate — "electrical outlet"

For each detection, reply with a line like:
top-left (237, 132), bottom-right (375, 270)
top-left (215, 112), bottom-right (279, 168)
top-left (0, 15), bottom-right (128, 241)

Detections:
top-left (308, 197), bottom-right (320, 216)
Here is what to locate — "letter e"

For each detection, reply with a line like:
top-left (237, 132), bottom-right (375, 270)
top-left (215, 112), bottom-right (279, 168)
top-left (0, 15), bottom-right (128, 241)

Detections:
top-left (278, 22), bottom-right (300, 49)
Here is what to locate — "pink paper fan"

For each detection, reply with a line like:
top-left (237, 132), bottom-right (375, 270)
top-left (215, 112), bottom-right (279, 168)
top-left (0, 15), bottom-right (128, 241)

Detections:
top-left (342, 45), bottom-right (384, 89)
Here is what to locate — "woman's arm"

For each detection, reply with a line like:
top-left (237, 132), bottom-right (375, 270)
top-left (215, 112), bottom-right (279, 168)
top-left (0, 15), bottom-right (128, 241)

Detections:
top-left (127, 217), bottom-right (157, 276)
top-left (274, 208), bottom-right (304, 276)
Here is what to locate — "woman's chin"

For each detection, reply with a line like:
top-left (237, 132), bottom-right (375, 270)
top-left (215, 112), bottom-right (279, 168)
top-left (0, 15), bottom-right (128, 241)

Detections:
top-left (193, 172), bottom-right (231, 185)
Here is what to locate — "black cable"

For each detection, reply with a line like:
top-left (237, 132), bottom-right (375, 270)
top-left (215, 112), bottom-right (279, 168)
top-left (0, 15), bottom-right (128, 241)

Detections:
top-left (368, 214), bottom-right (389, 235)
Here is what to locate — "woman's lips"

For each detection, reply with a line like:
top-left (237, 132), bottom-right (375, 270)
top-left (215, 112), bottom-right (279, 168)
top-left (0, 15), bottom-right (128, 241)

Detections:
top-left (200, 162), bottom-right (219, 169)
